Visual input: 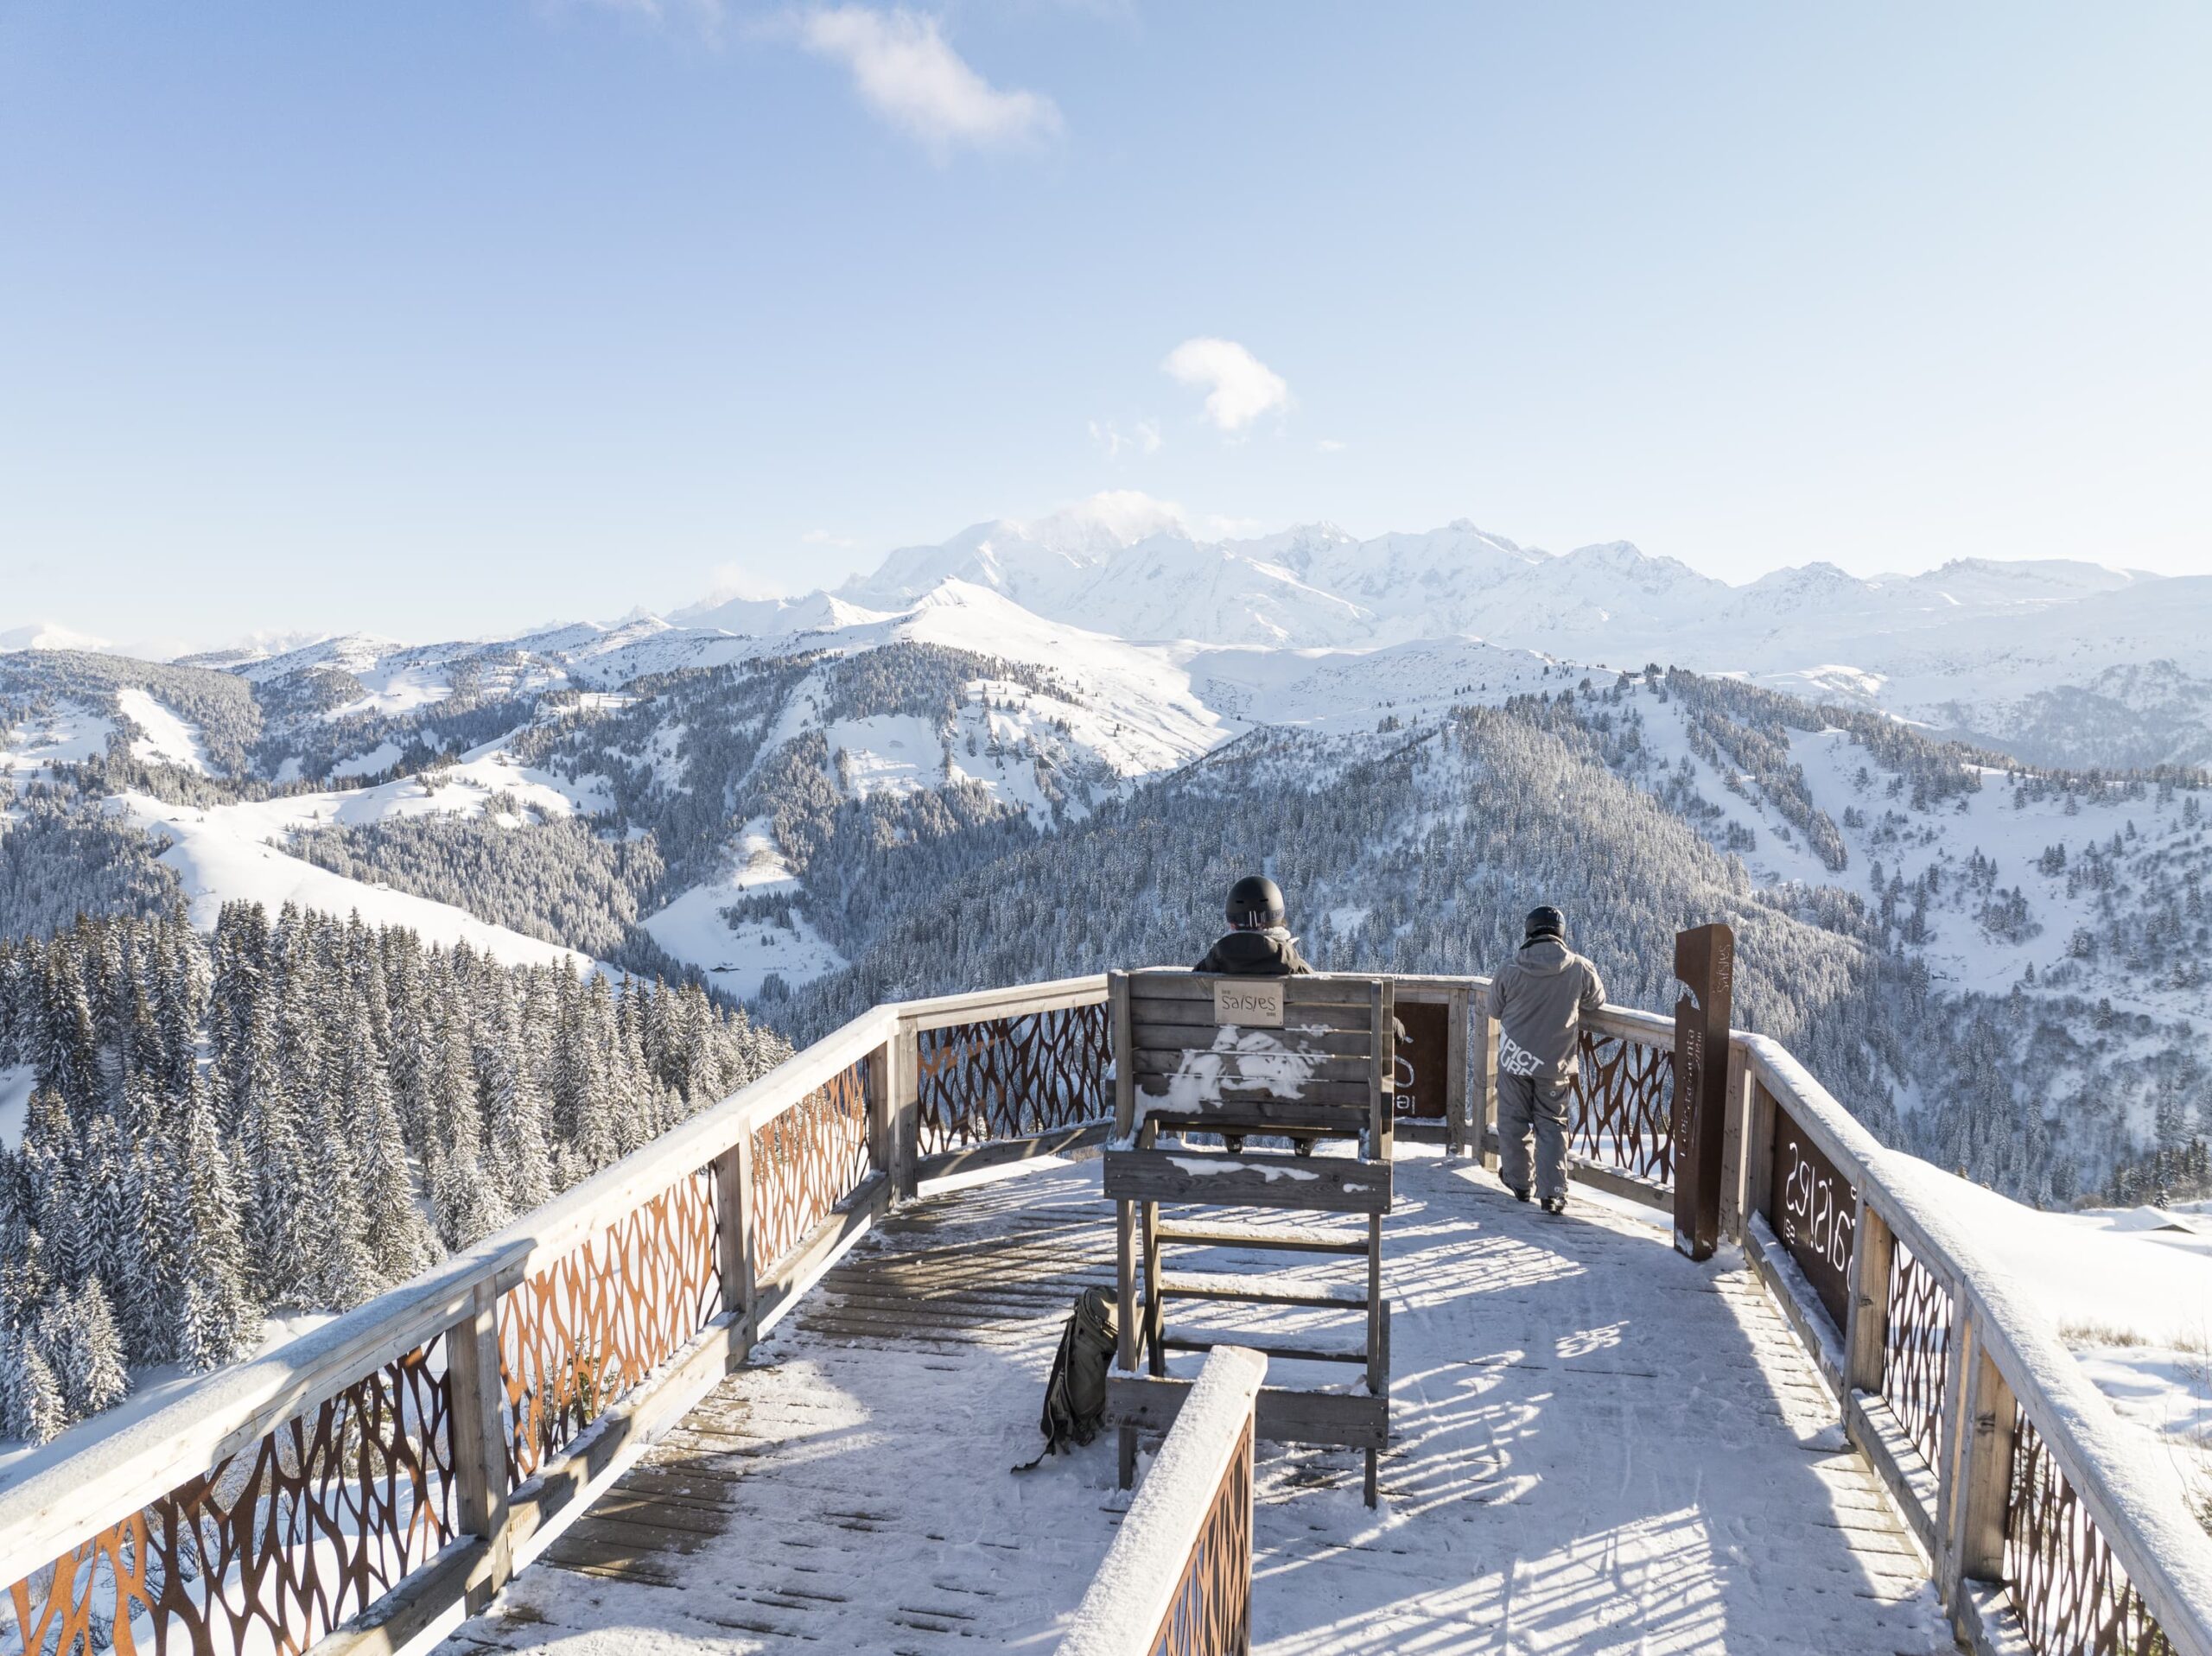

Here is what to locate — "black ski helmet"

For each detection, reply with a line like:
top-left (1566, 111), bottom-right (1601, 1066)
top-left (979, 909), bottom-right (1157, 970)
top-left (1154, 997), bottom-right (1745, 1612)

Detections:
top-left (1524, 904), bottom-right (1566, 943)
top-left (1227, 874), bottom-right (1287, 930)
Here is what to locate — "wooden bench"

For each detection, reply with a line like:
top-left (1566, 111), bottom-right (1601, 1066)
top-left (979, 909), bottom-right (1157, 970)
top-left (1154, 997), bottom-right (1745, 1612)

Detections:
top-left (1103, 968), bottom-right (1396, 1506)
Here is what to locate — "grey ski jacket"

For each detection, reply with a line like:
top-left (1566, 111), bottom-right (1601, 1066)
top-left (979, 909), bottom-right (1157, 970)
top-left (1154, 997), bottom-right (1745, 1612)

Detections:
top-left (1487, 938), bottom-right (1606, 1085)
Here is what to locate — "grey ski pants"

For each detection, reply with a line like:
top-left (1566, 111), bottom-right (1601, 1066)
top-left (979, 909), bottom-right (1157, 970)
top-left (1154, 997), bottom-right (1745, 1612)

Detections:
top-left (1497, 1072), bottom-right (1572, 1202)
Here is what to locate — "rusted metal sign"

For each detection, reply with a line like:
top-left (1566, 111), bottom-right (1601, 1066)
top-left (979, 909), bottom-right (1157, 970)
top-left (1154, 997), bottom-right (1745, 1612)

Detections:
top-left (1766, 1098), bottom-right (1856, 1332)
top-left (1393, 999), bottom-right (1450, 1119)
top-left (1211, 978), bottom-right (1284, 1028)
top-left (1670, 923), bottom-right (1735, 1261)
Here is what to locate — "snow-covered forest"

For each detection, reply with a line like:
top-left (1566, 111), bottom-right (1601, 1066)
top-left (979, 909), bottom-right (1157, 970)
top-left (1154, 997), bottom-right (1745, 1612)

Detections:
top-left (0, 904), bottom-right (787, 1443)
top-left (6, 566), bottom-right (2212, 1448)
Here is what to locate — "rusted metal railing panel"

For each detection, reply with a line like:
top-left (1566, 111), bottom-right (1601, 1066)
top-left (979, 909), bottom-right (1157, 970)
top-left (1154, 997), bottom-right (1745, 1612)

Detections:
top-left (1147, 1413), bottom-right (1255, 1656)
top-left (1567, 1026), bottom-right (1675, 1185)
top-left (4, 1341), bottom-right (455, 1656)
top-left (749, 1056), bottom-right (874, 1278)
top-left (497, 1168), bottom-right (722, 1489)
top-left (1881, 1241), bottom-right (1954, 1478)
top-left (1059, 1345), bottom-right (1265, 1656)
top-left (2005, 1409), bottom-right (2177, 1656)
top-left (914, 999), bottom-right (1112, 1156)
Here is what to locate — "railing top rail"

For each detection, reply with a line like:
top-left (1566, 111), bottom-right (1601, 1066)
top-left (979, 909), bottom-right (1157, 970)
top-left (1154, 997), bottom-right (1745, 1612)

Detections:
top-left (898, 973), bottom-right (1109, 1032)
top-left (1057, 1345), bottom-right (1266, 1656)
top-left (1735, 1032), bottom-right (2212, 1652)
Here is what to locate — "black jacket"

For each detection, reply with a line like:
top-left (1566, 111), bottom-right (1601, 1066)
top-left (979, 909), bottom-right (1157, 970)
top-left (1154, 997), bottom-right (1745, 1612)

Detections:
top-left (1193, 926), bottom-right (1315, 976)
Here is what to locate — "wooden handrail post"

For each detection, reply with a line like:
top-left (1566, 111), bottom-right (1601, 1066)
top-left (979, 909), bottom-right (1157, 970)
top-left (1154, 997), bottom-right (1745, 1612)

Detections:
top-left (1844, 1197), bottom-right (1894, 1397)
top-left (444, 1281), bottom-right (512, 1615)
top-left (1942, 1319), bottom-right (2018, 1617)
top-left (1717, 1044), bottom-right (1751, 1240)
top-left (1478, 1010), bottom-right (1500, 1173)
top-left (868, 1018), bottom-right (920, 1202)
top-left (1743, 1077), bottom-right (1777, 1232)
top-left (1445, 986), bottom-right (1471, 1158)
top-left (712, 1136), bottom-right (757, 1352)
top-left (1109, 973), bottom-right (1141, 1488)
top-left (1934, 1302), bottom-right (1977, 1571)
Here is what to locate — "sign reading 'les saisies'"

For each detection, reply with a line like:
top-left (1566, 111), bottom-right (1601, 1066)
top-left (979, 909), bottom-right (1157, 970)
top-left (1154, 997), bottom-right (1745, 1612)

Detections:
top-left (1212, 979), bottom-right (1284, 1028)
top-left (1768, 1107), bottom-right (1857, 1333)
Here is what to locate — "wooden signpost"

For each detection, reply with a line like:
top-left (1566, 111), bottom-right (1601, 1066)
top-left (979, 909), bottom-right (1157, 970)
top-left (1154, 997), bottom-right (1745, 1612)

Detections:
top-left (1670, 923), bottom-right (1735, 1261)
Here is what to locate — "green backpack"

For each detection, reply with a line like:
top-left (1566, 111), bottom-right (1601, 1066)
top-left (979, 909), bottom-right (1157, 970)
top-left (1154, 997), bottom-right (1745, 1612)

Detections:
top-left (1014, 1287), bottom-right (1119, 1472)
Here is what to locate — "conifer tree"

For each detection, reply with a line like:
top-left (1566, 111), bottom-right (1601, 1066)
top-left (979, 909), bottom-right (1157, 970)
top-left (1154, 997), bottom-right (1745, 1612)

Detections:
top-left (0, 1330), bottom-right (67, 1445)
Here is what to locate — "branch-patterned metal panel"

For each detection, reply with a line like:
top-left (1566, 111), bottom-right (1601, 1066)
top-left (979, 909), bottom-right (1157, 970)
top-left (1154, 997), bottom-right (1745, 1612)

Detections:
top-left (1147, 1418), bottom-right (1255, 1656)
top-left (1567, 1028), bottom-right (1675, 1184)
top-left (2005, 1409), bottom-right (2174, 1656)
top-left (750, 1056), bottom-right (873, 1276)
top-left (3, 1340), bottom-right (454, 1656)
top-left (498, 1167), bottom-right (721, 1488)
top-left (916, 1000), bottom-right (1111, 1155)
top-left (1881, 1240), bottom-right (1952, 1475)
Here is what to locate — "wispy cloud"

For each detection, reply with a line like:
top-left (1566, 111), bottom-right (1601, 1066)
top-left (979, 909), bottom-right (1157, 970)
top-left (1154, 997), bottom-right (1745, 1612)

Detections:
top-left (1316, 437), bottom-right (1346, 453)
top-left (791, 7), bottom-right (1063, 161)
top-left (802, 527), bottom-right (856, 547)
top-left (1162, 338), bottom-right (1290, 434)
top-left (1089, 417), bottom-right (1161, 460)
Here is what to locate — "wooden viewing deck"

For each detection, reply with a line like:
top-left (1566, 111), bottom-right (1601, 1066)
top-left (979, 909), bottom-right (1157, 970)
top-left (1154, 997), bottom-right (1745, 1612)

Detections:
top-left (3, 966), bottom-right (2207, 1656)
top-left (436, 1151), bottom-right (1948, 1653)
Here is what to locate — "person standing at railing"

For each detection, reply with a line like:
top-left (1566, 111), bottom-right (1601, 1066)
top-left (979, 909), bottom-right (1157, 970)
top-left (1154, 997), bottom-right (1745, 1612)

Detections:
top-left (1490, 904), bottom-right (1606, 1215)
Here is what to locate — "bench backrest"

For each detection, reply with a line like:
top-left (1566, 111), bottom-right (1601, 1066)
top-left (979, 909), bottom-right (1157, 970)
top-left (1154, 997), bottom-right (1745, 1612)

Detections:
top-left (1115, 969), bottom-right (1395, 1140)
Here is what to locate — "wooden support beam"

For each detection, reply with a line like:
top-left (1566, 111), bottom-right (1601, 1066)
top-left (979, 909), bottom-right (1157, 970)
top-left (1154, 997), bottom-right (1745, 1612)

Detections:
top-left (709, 1137), bottom-right (756, 1365)
top-left (1945, 1327), bottom-right (2019, 1608)
top-left (1445, 987), bottom-right (1471, 1158)
top-left (1844, 1197), bottom-right (1894, 1398)
top-left (442, 1282), bottom-right (512, 1616)
top-left (1107, 1374), bottom-right (1388, 1451)
top-left (1103, 1148), bottom-right (1392, 1214)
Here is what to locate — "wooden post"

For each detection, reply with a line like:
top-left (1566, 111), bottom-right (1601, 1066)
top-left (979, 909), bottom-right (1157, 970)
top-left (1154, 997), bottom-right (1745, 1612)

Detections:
top-left (445, 1281), bottom-right (513, 1615)
top-left (1934, 1298), bottom-right (1976, 1561)
top-left (1110, 974), bottom-right (1141, 1488)
top-left (712, 1136), bottom-right (758, 1353)
top-left (1717, 1044), bottom-right (1751, 1240)
top-left (1843, 1198), bottom-right (1894, 1397)
top-left (1745, 1076), bottom-right (1777, 1228)
top-left (1942, 1319), bottom-right (2018, 1614)
top-left (1478, 1010), bottom-right (1500, 1173)
top-left (1372, 979), bottom-right (1395, 1163)
top-left (1669, 923), bottom-right (1735, 1261)
top-left (888, 1018), bottom-right (920, 1200)
top-left (1445, 987), bottom-right (1471, 1158)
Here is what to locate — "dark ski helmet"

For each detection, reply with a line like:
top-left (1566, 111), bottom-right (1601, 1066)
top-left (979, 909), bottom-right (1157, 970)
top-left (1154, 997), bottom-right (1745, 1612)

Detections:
top-left (1524, 904), bottom-right (1566, 943)
top-left (1226, 874), bottom-right (1287, 930)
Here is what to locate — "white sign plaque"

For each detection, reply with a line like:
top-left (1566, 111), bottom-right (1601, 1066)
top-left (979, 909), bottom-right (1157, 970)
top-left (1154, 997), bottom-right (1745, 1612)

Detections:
top-left (1211, 978), bottom-right (1285, 1028)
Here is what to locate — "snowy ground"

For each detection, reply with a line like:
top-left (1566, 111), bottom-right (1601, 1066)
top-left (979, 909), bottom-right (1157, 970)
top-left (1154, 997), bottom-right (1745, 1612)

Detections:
top-left (443, 1150), bottom-right (1947, 1655)
top-left (111, 790), bottom-right (596, 973)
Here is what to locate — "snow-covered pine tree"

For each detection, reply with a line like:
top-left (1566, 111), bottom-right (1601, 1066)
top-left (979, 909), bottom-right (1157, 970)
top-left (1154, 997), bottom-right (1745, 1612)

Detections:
top-left (0, 1329), bottom-right (67, 1445)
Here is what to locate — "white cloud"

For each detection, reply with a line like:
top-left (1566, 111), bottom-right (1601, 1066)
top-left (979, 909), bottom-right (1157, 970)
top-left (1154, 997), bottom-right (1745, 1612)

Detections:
top-left (1161, 338), bottom-right (1291, 434)
top-left (792, 7), bottom-right (1063, 160)
top-left (802, 527), bottom-right (856, 546)
top-left (1089, 417), bottom-right (1162, 460)
top-left (1316, 437), bottom-right (1346, 453)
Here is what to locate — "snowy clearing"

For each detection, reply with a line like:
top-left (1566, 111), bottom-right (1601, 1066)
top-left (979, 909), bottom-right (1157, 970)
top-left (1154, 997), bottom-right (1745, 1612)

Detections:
top-left (115, 687), bottom-right (208, 772)
top-left (113, 792), bottom-right (595, 972)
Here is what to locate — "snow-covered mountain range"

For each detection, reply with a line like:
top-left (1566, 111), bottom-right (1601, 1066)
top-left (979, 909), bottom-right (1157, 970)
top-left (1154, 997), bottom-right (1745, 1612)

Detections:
top-left (21, 493), bottom-right (2200, 767)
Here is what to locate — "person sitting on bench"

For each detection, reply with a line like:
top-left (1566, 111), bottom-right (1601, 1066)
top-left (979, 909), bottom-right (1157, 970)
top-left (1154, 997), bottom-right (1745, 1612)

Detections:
top-left (1194, 873), bottom-right (1314, 976)
top-left (1195, 874), bottom-right (1314, 1153)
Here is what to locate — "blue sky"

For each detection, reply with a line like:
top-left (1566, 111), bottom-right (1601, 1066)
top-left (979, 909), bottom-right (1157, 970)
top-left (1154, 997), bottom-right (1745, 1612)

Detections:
top-left (2, 2), bottom-right (2208, 647)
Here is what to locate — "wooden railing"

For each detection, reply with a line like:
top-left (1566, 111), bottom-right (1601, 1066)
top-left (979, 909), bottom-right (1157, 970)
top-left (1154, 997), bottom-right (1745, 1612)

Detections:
top-left (0, 974), bottom-right (1113, 1656)
top-left (1058, 1347), bottom-right (1265, 1656)
top-left (5, 961), bottom-right (2207, 1656)
top-left (1732, 1039), bottom-right (2212, 1656)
